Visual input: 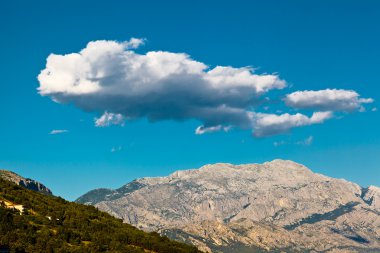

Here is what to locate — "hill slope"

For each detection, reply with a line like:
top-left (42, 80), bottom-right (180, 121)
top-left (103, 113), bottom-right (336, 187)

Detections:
top-left (77, 160), bottom-right (380, 253)
top-left (0, 175), bottom-right (201, 253)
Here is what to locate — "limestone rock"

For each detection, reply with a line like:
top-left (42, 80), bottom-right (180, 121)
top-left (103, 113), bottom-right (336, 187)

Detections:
top-left (77, 160), bottom-right (380, 252)
top-left (0, 170), bottom-right (52, 195)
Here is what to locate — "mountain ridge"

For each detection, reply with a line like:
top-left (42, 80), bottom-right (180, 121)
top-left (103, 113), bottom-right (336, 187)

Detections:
top-left (0, 169), bottom-right (53, 195)
top-left (77, 159), bottom-right (380, 253)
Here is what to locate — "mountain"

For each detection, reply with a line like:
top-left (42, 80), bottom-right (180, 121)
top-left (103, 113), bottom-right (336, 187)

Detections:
top-left (0, 171), bottom-right (201, 253)
top-left (77, 160), bottom-right (380, 253)
top-left (0, 170), bottom-right (52, 195)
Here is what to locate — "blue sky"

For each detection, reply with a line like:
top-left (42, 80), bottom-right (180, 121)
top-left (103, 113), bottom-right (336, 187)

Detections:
top-left (0, 0), bottom-right (379, 200)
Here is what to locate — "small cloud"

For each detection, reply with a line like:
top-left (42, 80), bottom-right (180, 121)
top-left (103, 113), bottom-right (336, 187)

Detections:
top-left (95, 112), bottom-right (125, 127)
top-left (296, 136), bottom-right (313, 146)
top-left (49, 129), bottom-right (68, 135)
top-left (111, 146), bottom-right (122, 153)
top-left (273, 136), bottom-right (313, 147)
top-left (123, 37), bottom-right (145, 49)
top-left (284, 89), bottom-right (373, 112)
top-left (372, 107), bottom-right (378, 112)
top-left (252, 111), bottom-right (332, 137)
top-left (195, 125), bottom-right (231, 135)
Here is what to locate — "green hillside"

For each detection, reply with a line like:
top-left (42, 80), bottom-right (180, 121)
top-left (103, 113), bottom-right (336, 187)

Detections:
top-left (0, 177), bottom-right (201, 253)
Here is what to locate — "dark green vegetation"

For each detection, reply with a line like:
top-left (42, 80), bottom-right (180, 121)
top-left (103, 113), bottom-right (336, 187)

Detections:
top-left (0, 178), bottom-right (201, 253)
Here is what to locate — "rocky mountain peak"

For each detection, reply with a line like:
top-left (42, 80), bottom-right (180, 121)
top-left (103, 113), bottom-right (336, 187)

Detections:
top-left (0, 170), bottom-right (52, 195)
top-left (165, 159), bottom-right (314, 183)
top-left (76, 160), bottom-right (379, 252)
top-left (362, 185), bottom-right (380, 209)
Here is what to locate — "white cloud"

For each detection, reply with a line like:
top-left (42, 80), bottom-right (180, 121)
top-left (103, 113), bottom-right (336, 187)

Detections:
top-left (95, 112), bottom-right (125, 127)
top-left (38, 39), bottom-right (373, 138)
top-left (284, 89), bottom-right (373, 112)
top-left (38, 39), bottom-right (285, 133)
top-left (195, 125), bottom-right (231, 135)
top-left (123, 37), bottom-right (145, 49)
top-left (252, 111), bottom-right (333, 137)
top-left (372, 107), bottom-right (377, 112)
top-left (49, 129), bottom-right (68, 135)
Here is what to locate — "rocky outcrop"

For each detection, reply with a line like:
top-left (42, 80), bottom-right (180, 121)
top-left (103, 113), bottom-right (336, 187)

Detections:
top-left (361, 185), bottom-right (380, 210)
top-left (77, 159), bottom-right (380, 252)
top-left (0, 170), bottom-right (52, 195)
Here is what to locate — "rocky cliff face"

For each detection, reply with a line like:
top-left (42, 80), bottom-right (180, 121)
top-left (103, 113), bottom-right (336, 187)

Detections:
top-left (0, 170), bottom-right (52, 195)
top-left (77, 160), bottom-right (380, 253)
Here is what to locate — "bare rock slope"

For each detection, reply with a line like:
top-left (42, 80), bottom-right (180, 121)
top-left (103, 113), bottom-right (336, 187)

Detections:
top-left (0, 170), bottom-right (52, 195)
top-left (77, 160), bottom-right (380, 252)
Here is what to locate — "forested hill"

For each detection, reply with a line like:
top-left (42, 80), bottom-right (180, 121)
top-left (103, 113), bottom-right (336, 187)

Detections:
top-left (0, 176), bottom-right (201, 253)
